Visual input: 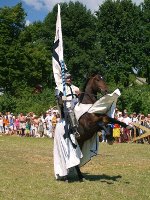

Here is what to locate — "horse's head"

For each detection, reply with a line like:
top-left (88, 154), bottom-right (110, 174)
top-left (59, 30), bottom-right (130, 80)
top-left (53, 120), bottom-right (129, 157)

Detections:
top-left (91, 74), bottom-right (108, 95)
top-left (79, 72), bottom-right (108, 104)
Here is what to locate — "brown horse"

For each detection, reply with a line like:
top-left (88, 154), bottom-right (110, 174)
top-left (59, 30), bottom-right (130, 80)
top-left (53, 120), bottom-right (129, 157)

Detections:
top-left (73, 72), bottom-right (131, 181)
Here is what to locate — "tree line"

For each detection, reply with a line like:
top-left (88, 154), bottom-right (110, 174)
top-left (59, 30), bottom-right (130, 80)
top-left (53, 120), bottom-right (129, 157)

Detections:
top-left (0, 0), bottom-right (149, 115)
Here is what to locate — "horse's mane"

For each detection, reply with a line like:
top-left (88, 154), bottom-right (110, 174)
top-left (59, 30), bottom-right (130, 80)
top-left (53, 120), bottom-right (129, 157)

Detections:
top-left (78, 70), bottom-right (101, 103)
top-left (78, 77), bottom-right (90, 103)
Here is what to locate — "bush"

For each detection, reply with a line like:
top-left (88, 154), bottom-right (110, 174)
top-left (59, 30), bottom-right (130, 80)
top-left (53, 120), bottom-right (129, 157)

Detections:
top-left (0, 87), bottom-right (56, 115)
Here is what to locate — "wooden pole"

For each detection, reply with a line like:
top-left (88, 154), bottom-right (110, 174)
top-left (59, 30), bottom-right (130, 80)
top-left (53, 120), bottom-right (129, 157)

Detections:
top-left (132, 122), bottom-right (150, 142)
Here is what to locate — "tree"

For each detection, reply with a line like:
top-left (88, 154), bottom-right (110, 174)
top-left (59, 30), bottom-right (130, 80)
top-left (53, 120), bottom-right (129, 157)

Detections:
top-left (140, 0), bottom-right (150, 84)
top-left (96, 0), bottom-right (144, 86)
top-left (44, 2), bottom-right (104, 86)
top-left (0, 3), bottom-right (26, 92)
top-left (18, 22), bottom-right (52, 89)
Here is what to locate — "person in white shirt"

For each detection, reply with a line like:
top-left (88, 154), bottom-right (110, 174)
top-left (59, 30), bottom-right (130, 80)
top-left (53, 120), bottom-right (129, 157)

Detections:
top-left (118, 112), bottom-right (123, 122)
top-left (55, 72), bottom-right (80, 136)
top-left (45, 112), bottom-right (53, 138)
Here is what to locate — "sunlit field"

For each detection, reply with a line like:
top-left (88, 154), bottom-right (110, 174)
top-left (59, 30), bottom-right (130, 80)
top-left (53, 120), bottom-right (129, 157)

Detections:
top-left (0, 136), bottom-right (150, 200)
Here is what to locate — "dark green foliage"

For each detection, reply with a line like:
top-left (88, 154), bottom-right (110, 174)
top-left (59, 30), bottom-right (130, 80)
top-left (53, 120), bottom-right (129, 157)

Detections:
top-left (0, 87), bottom-right (55, 115)
top-left (117, 85), bottom-right (150, 115)
top-left (0, 1), bottom-right (149, 114)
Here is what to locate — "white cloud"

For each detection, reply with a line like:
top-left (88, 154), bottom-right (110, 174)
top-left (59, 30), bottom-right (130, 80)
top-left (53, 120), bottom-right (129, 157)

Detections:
top-left (22, 0), bottom-right (50, 10)
top-left (25, 19), bottom-right (31, 26)
top-left (22, 0), bottom-right (144, 12)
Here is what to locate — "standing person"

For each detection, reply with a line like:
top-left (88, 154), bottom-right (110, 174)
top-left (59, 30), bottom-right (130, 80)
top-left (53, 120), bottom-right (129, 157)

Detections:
top-left (14, 116), bottom-right (20, 135)
top-left (54, 71), bottom-right (82, 181)
top-left (0, 116), bottom-right (4, 134)
top-left (38, 118), bottom-right (44, 137)
top-left (3, 116), bottom-right (9, 134)
top-left (45, 111), bottom-right (53, 138)
top-left (9, 116), bottom-right (14, 135)
top-left (51, 111), bottom-right (57, 137)
top-left (55, 72), bottom-right (80, 136)
top-left (122, 112), bottom-right (132, 142)
top-left (130, 112), bottom-right (139, 139)
top-left (25, 117), bottom-right (31, 137)
top-left (101, 130), bottom-right (107, 142)
top-left (32, 116), bottom-right (40, 137)
top-left (18, 113), bottom-right (26, 136)
top-left (113, 114), bottom-right (121, 143)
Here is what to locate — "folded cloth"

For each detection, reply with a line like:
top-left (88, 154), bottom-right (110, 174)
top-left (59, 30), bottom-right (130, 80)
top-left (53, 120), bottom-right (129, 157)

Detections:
top-left (53, 119), bottom-right (83, 179)
top-left (88, 89), bottom-right (121, 116)
top-left (74, 89), bottom-right (121, 120)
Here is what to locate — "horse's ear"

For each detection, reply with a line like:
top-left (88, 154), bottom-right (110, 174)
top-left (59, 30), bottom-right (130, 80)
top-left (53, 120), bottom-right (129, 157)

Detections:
top-left (89, 69), bottom-right (99, 77)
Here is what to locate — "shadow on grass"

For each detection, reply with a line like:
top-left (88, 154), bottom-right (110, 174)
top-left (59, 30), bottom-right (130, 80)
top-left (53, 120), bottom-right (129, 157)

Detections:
top-left (69, 171), bottom-right (123, 184)
top-left (84, 173), bottom-right (122, 184)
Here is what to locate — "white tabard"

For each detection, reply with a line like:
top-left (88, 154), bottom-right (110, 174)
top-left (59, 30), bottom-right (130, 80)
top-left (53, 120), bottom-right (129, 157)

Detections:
top-left (54, 89), bottom-right (121, 178)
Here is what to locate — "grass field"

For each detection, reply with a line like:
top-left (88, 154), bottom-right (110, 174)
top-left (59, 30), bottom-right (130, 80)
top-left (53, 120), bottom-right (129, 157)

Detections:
top-left (0, 136), bottom-right (150, 200)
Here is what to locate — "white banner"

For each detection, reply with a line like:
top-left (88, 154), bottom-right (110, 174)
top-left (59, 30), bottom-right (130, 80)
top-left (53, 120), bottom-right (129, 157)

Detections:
top-left (52, 4), bottom-right (66, 87)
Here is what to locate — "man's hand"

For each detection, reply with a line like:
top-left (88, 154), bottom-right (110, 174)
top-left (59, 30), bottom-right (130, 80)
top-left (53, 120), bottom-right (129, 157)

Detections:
top-left (75, 89), bottom-right (81, 96)
top-left (62, 96), bottom-right (67, 101)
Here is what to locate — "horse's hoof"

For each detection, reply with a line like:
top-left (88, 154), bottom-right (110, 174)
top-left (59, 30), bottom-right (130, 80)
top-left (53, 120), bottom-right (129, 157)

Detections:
top-left (107, 140), bottom-right (114, 145)
top-left (79, 177), bottom-right (86, 182)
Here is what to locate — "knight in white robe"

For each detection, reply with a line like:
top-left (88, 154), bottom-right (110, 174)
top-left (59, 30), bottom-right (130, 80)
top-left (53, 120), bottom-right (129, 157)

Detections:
top-left (54, 87), bottom-right (121, 180)
top-left (54, 72), bottom-right (82, 180)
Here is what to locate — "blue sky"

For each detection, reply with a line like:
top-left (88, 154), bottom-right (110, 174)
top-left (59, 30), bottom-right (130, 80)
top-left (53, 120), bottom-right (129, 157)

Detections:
top-left (0, 0), bottom-right (144, 25)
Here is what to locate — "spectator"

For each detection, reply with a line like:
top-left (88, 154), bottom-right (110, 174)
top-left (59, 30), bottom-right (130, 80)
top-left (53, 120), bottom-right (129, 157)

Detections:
top-left (3, 116), bottom-right (9, 134)
top-left (0, 116), bottom-right (4, 134)
top-left (45, 111), bottom-right (53, 138)
top-left (118, 112), bottom-right (123, 122)
top-left (18, 113), bottom-right (26, 136)
top-left (38, 119), bottom-right (44, 137)
top-left (113, 114), bottom-right (121, 143)
top-left (32, 116), bottom-right (40, 137)
top-left (130, 112), bottom-right (139, 139)
top-left (51, 112), bottom-right (57, 137)
top-left (9, 116), bottom-right (14, 135)
top-left (101, 130), bottom-right (107, 143)
top-left (25, 117), bottom-right (31, 137)
top-left (14, 116), bottom-right (20, 135)
top-left (122, 112), bottom-right (132, 142)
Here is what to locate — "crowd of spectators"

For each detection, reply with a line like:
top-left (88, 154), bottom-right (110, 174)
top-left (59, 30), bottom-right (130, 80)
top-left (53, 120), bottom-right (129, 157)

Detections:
top-left (101, 109), bottom-right (150, 144)
top-left (0, 109), bottom-right (60, 138)
top-left (0, 108), bottom-right (150, 143)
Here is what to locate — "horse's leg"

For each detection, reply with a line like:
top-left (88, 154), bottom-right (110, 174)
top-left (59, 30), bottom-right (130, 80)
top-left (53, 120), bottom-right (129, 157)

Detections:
top-left (107, 117), bottom-right (132, 129)
top-left (101, 116), bottom-right (132, 144)
top-left (75, 165), bottom-right (85, 182)
top-left (98, 122), bottom-right (109, 134)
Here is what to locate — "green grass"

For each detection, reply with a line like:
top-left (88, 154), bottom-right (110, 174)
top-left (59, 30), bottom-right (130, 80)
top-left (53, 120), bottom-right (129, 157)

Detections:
top-left (0, 136), bottom-right (150, 200)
